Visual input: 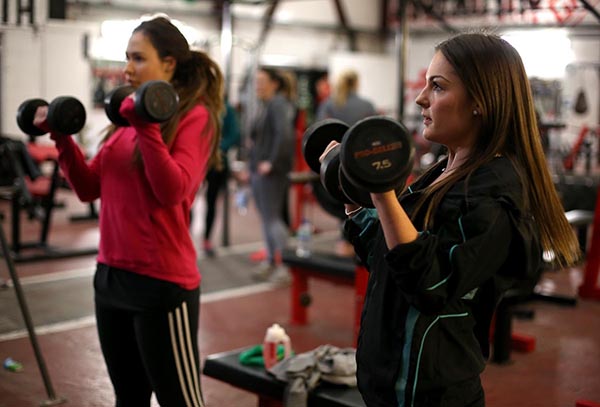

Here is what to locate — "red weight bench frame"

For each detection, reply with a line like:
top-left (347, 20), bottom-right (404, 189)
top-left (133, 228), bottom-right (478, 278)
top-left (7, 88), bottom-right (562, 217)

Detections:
top-left (28, 142), bottom-right (99, 223)
top-left (281, 249), bottom-right (368, 345)
top-left (281, 247), bottom-right (538, 360)
top-left (579, 186), bottom-right (600, 301)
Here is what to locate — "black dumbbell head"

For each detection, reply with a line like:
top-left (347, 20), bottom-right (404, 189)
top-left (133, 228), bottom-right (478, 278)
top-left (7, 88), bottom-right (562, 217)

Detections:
top-left (340, 116), bottom-right (414, 193)
top-left (104, 85), bottom-right (134, 127)
top-left (135, 80), bottom-right (179, 123)
top-left (339, 165), bottom-right (374, 208)
top-left (302, 118), bottom-right (349, 173)
top-left (319, 144), bottom-right (351, 204)
top-left (309, 179), bottom-right (346, 220)
top-left (47, 96), bottom-right (86, 135)
top-left (16, 99), bottom-right (49, 136)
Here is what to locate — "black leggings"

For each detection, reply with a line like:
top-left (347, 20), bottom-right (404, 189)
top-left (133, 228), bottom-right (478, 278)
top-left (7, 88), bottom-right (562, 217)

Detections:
top-left (94, 266), bottom-right (204, 407)
top-left (204, 167), bottom-right (228, 241)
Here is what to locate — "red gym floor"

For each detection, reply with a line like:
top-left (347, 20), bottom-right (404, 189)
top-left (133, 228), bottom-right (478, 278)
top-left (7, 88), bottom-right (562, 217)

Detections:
top-left (1, 185), bottom-right (599, 407)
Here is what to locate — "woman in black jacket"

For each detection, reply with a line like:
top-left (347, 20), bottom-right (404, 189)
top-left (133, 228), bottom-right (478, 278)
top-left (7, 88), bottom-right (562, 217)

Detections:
top-left (322, 32), bottom-right (580, 407)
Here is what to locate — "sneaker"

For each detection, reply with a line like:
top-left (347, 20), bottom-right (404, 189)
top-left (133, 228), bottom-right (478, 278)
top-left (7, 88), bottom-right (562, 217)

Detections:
top-left (203, 240), bottom-right (215, 258)
top-left (269, 266), bottom-right (291, 287)
top-left (250, 248), bottom-right (267, 262)
top-left (252, 262), bottom-right (276, 281)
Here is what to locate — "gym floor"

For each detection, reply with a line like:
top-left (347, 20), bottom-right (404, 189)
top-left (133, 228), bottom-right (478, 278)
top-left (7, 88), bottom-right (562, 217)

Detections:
top-left (0, 184), bottom-right (599, 407)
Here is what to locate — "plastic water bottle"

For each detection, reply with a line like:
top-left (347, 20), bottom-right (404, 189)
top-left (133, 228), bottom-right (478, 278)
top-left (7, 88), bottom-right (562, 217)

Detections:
top-left (262, 323), bottom-right (292, 369)
top-left (3, 357), bottom-right (23, 372)
top-left (235, 186), bottom-right (249, 215)
top-left (295, 218), bottom-right (312, 258)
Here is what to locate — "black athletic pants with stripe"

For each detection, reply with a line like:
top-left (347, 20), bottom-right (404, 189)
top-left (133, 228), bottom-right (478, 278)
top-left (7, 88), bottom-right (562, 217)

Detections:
top-left (94, 263), bottom-right (204, 407)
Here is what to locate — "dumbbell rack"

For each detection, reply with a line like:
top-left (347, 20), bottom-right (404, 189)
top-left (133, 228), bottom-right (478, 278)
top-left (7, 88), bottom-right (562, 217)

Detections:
top-left (0, 215), bottom-right (67, 406)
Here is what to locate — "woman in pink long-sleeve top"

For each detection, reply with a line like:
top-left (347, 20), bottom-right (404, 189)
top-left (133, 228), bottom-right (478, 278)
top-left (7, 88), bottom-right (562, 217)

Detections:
top-left (35, 16), bottom-right (223, 407)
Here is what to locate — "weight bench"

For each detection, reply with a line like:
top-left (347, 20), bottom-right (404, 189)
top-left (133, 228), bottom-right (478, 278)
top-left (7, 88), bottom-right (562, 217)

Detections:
top-left (491, 289), bottom-right (537, 364)
top-left (0, 138), bottom-right (97, 262)
top-left (524, 209), bottom-right (595, 307)
top-left (565, 209), bottom-right (595, 256)
top-left (281, 249), bottom-right (368, 344)
top-left (203, 347), bottom-right (365, 407)
top-left (27, 141), bottom-right (99, 223)
top-left (280, 248), bottom-right (542, 365)
top-left (27, 142), bottom-right (97, 222)
top-left (490, 208), bottom-right (597, 363)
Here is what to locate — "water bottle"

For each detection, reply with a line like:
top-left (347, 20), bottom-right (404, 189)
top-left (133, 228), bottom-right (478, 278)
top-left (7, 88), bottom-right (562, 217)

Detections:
top-left (262, 323), bottom-right (292, 369)
top-left (3, 357), bottom-right (23, 372)
top-left (295, 218), bottom-right (312, 258)
top-left (235, 186), bottom-right (249, 215)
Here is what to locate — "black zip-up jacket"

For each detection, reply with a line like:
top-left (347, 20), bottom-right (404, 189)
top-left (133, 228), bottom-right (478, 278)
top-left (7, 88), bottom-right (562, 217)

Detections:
top-left (344, 157), bottom-right (542, 407)
top-left (248, 93), bottom-right (295, 174)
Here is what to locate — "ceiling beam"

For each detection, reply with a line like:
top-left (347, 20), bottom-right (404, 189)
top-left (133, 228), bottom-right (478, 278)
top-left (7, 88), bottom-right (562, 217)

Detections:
top-left (332, 0), bottom-right (357, 51)
top-left (256, 0), bottom-right (280, 49)
top-left (213, 0), bottom-right (224, 31)
top-left (411, 0), bottom-right (459, 34)
top-left (579, 0), bottom-right (600, 23)
top-left (379, 0), bottom-right (390, 44)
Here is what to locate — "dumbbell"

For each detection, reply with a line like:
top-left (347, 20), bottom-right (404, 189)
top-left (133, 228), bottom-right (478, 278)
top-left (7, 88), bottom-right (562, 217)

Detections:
top-left (302, 116), bottom-right (414, 208)
top-left (104, 80), bottom-right (179, 126)
top-left (17, 96), bottom-right (86, 137)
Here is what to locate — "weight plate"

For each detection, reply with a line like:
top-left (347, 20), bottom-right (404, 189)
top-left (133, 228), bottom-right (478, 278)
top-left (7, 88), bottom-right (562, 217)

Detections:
top-left (136, 80), bottom-right (179, 122)
top-left (16, 99), bottom-right (49, 136)
top-left (47, 96), bottom-right (86, 135)
top-left (301, 118), bottom-right (348, 174)
top-left (104, 85), bottom-right (134, 127)
top-left (340, 116), bottom-right (414, 193)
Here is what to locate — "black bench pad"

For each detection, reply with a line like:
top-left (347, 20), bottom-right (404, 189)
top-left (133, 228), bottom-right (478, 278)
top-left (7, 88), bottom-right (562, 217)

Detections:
top-left (203, 347), bottom-right (365, 407)
top-left (281, 249), bottom-right (357, 279)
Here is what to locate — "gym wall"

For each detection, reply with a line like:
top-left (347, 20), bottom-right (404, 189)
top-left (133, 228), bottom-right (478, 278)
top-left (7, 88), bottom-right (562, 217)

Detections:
top-left (1, 22), bottom-right (93, 141)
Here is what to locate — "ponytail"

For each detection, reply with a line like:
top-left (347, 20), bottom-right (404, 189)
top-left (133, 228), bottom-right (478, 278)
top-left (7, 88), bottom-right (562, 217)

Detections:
top-left (169, 50), bottom-right (225, 171)
top-left (334, 70), bottom-right (358, 107)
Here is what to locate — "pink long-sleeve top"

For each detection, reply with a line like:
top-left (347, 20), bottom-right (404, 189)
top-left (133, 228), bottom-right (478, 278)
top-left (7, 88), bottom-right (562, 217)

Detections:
top-left (53, 97), bottom-right (213, 289)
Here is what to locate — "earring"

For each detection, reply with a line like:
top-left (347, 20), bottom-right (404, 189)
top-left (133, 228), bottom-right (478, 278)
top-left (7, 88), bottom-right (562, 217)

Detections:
top-left (473, 109), bottom-right (479, 116)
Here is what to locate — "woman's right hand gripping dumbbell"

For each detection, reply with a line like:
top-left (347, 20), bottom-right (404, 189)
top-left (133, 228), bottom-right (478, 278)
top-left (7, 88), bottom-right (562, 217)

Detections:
top-left (17, 96), bottom-right (86, 140)
top-left (32, 104), bottom-right (51, 135)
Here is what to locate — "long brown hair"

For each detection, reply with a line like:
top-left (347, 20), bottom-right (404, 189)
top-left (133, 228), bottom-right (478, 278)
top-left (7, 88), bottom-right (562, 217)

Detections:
top-left (413, 32), bottom-right (579, 266)
top-left (106, 16), bottom-right (224, 170)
